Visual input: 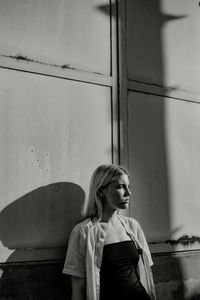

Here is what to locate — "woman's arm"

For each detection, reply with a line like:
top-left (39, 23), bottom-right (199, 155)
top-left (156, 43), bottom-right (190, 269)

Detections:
top-left (71, 276), bottom-right (86, 300)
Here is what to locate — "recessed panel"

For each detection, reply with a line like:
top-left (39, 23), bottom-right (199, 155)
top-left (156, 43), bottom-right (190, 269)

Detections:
top-left (128, 91), bottom-right (170, 243)
top-left (165, 98), bottom-right (200, 241)
top-left (127, 0), bottom-right (200, 94)
top-left (127, 0), bottom-right (164, 85)
top-left (0, 0), bottom-right (111, 74)
top-left (161, 0), bottom-right (200, 94)
top-left (128, 91), bottom-right (200, 252)
top-left (0, 69), bottom-right (112, 261)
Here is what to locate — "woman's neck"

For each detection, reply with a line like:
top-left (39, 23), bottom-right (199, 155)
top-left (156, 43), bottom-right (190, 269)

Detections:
top-left (101, 209), bottom-right (118, 223)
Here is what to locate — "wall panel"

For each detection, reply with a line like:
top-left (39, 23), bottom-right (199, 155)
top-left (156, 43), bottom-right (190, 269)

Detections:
top-left (0, 0), bottom-right (111, 75)
top-left (161, 0), bottom-right (200, 94)
top-left (127, 0), bottom-right (200, 95)
top-left (128, 91), bottom-right (200, 252)
top-left (128, 91), bottom-right (170, 243)
top-left (0, 68), bottom-right (112, 262)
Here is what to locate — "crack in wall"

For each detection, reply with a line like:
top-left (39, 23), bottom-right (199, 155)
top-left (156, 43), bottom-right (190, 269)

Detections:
top-left (0, 54), bottom-right (104, 76)
top-left (166, 235), bottom-right (200, 246)
top-left (150, 235), bottom-right (200, 246)
top-left (1, 54), bottom-right (75, 70)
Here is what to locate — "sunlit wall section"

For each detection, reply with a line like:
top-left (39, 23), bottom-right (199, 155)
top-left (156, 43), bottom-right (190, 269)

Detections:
top-left (165, 99), bottom-right (200, 250)
top-left (0, 0), bottom-right (110, 74)
top-left (0, 70), bottom-right (112, 263)
top-left (0, 0), bottom-right (114, 264)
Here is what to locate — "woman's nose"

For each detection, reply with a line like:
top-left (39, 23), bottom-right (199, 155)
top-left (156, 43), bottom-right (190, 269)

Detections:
top-left (125, 187), bottom-right (131, 196)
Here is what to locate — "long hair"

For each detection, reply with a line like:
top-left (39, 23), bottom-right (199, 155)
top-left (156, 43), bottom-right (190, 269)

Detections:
top-left (82, 164), bottom-right (129, 220)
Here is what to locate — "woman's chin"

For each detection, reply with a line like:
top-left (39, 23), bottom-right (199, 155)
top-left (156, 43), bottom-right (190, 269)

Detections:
top-left (120, 202), bottom-right (129, 209)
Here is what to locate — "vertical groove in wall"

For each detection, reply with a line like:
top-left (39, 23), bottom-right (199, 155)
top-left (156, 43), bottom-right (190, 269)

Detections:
top-left (110, 0), bottom-right (120, 164)
top-left (117, 0), bottom-right (129, 170)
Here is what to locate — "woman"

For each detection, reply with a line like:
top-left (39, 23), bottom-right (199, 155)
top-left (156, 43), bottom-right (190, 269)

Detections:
top-left (63, 164), bottom-right (156, 300)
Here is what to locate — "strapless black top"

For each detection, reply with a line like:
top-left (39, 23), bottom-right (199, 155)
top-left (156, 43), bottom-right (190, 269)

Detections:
top-left (100, 241), bottom-right (150, 300)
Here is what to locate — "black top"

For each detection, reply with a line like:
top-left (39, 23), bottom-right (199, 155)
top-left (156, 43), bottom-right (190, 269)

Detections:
top-left (100, 241), bottom-right (150, 300)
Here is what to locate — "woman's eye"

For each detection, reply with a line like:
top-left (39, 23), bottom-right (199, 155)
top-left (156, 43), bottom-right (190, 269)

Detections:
top-left (117, 185), bottom-right (131, 191)
top-left (118, 184), bottom-right (126, 189)
top-left (117, 185), bottom-right (123, 189)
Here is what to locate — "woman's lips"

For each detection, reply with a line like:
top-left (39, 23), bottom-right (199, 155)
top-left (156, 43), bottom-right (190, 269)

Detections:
top-left (121, 199), bottom-right (129, 204)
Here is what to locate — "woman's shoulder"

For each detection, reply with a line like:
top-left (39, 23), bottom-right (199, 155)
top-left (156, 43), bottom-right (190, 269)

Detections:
top-left (118, 214), bottom-right (144, 236)
top-left (72, 217), bottom-right (93, 233)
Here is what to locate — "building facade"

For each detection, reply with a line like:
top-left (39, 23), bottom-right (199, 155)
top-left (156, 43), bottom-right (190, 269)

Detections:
top-left (0, 1), bottom-right (200, 299)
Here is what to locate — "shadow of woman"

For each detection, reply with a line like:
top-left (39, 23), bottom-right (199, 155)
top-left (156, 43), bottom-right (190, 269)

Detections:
top-left (0, 182), bottom-right (85, 300)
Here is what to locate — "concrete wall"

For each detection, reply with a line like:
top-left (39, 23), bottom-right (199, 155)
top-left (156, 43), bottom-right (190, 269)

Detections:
top-left (153, 251), bottom-right (200, 300)
top-left (0, 0), bottom-right (116, 298)
top-left (1, 251), bottom-right (200, 300)
top-left (0, 261), bottom-right (70, 300)
top-left (1, 0), bottom-right (200, 299)
top-left (125, 0), bottom-right (200, 298)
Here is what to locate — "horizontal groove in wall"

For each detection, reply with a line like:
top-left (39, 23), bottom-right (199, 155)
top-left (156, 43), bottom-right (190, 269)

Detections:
top-left (150, 242), bottom-right (200, 254)
top-left (1, 250), bottom-right (200, 268)
top-left (0, 56), bottom-right (113, 87)
top-left (0, 246), bottom-right (67, 265)
top-left (0, 259), bottom-right (64, 268)
top-left (128, 79), bottom-right (200, 104)
top-left (152, 249), bottom-right (200, 258)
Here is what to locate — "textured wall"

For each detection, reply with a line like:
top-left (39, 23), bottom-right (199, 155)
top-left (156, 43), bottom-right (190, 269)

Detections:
top-left (1, 251), bottom-right (200, 300)
top-left (0, 261), bottom-right (70, 300)
top-left (0, 0), bottom-right (113, 264)
top-left (153, 252), bottom-right (200, 300)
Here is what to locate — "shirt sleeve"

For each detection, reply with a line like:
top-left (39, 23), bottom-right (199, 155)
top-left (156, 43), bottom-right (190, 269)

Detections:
top-left (135, 220), bottom-right (153, 266)
top-left (62, 225), bottom-right (87, 278)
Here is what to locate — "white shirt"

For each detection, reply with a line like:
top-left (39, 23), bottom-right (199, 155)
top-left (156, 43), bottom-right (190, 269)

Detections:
top-left (63, 214), bottom-right (156, 300)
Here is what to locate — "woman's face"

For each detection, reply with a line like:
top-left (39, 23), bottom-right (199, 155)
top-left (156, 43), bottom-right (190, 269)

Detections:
top-left (101, 174), bottom-right (131, 212)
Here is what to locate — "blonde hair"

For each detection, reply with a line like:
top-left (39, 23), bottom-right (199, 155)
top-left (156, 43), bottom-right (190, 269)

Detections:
top-left (82, 164), bottom-right (129, 220)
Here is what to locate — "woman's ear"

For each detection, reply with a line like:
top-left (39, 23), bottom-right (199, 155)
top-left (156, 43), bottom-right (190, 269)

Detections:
top-left (98, 188), bottom-right (104, 198)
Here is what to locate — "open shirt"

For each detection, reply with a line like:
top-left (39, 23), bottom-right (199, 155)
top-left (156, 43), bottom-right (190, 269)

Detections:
top-left (63, 214), bottom-right (156, 300)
